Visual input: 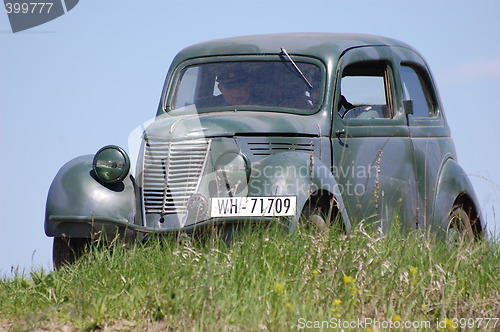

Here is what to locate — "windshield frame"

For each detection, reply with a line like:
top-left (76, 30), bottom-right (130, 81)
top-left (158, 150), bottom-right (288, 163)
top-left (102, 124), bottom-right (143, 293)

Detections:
top-left (163, 55), bottom-right (326, 116)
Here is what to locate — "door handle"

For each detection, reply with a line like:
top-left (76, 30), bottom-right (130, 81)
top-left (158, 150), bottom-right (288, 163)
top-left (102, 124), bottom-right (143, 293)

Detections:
top-left (335, 129), bottom-right (350, 147)
top-left (335, 129), bottom-right (351, 138)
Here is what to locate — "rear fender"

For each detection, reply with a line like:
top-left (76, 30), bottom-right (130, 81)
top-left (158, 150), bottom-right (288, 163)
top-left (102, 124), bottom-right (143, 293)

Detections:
top-left (44, 155), bottom-right (136, 238)
top-left (432, 158), bottom-right (483, 237)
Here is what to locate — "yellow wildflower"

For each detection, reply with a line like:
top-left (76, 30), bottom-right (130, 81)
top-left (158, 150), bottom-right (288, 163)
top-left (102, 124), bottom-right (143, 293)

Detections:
top-left (409, 267), bottom-right (418, 277)
top-left (312, 269), bottom-right (319, 276)
top-left (445, 318), bottom-right (455, 330)
top-left (343, 275), bottom-right (355, 284)
top-left (274, 283), bottom-right (284, 296)
top-left (330, 306), bottom-right (342, 318)
top-left (392, 314), bottom-right (401, 322)
top-left (333, 299), bottom-right (342, 306)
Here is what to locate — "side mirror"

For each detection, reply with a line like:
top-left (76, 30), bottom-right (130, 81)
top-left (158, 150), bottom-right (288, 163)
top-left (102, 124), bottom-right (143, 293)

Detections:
top-left (404, 100), bottom-right (414, 115)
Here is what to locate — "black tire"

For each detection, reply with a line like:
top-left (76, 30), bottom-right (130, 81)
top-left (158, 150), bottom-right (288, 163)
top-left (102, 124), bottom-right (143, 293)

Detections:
top-left (53, 237), bottom-right (89, 270)
top-left (447, 205), bottom-right (474, 244)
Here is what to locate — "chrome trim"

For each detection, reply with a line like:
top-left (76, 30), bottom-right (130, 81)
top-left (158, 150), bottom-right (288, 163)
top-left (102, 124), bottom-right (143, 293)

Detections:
top-left (142, 139), bottom-right (211, 215)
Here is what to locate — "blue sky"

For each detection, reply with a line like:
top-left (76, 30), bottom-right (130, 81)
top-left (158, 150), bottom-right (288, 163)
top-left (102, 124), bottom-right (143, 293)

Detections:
top-left (1, 0), bottom-right (499, 276)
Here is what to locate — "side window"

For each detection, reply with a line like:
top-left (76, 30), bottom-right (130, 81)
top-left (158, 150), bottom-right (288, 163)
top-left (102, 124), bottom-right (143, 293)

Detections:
top-left (400, 64), bottom-right (435, 118)
top-left (339, 62), bottom-right (392, 119)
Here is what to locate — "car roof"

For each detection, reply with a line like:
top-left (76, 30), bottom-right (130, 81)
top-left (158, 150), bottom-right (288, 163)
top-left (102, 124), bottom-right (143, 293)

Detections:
top-left (171, 33), bottom-right (413, 66)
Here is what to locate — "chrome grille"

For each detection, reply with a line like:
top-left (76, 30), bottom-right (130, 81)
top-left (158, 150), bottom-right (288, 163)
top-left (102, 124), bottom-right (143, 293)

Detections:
top-left (142, 139), bottom-right (210, 214)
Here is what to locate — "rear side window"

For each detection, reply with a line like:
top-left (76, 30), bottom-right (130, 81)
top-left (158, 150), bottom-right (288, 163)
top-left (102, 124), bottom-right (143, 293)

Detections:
top-left (400, 64), bottom-right (436, 118)
top-left (339, 62), bottom-right (392, 119)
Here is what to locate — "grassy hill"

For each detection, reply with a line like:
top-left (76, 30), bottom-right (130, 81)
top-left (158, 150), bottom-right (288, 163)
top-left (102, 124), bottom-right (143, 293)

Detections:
top-left (1, 224), bottom-right (499, 331)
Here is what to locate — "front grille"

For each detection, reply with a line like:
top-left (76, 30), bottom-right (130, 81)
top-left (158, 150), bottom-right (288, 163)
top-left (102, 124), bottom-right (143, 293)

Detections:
top-left (142, 139), bottom-right (210, 214)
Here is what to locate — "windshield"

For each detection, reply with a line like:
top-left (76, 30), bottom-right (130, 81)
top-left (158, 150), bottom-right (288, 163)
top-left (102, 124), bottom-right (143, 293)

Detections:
top-left (169, 60), bottom-right (322, 114)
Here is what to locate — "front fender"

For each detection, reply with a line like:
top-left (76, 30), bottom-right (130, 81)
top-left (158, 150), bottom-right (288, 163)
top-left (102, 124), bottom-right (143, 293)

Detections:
top-left (432, 158), bottom-right (483, 236)
top-left (248, 151), bottom-right (350, 232)
top-left (45, 155), bottom-right (136, 238)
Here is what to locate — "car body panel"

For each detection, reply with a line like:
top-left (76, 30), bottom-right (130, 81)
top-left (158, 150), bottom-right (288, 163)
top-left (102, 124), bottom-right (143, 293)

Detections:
top-left (145, 111), bottom-right (324, 140)
top-left (45, 155), bottom-right (136, 238)
top-left (331, 46), bottom-right (419, 231)
top-left (433, 158), bottom-right (482, 233)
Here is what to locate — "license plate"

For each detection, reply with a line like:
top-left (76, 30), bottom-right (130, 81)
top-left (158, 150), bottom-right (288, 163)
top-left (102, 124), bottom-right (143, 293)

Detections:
top-left (211, 196), bottom-right (297, 218)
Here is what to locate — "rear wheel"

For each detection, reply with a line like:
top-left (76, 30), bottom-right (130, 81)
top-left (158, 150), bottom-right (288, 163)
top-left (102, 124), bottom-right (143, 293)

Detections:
top-left (447, 205), bottom-right (474, 244)
top-left (53, 237), bottom-right (89, 270)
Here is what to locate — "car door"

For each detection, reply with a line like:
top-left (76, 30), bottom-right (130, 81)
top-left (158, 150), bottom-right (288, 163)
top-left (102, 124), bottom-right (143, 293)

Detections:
top-left (332, 46), bottom-right (420, 232)
top-left (394, 48), bottom-right (451, 229)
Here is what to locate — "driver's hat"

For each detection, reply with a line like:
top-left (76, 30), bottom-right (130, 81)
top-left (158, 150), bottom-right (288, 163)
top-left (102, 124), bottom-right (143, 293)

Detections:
top-left (217, 71), bottom-right (250, 89)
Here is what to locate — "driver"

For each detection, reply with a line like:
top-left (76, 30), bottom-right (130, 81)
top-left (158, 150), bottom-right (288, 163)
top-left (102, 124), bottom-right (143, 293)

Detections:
top-left (217, 71), bottom-right (253, 106)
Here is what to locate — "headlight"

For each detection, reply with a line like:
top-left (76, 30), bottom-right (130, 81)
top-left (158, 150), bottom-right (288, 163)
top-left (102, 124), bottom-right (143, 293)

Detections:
top-left (93, 145), bottom-right (130, 184)
top-left (215, 152), bottom-right (250, 196)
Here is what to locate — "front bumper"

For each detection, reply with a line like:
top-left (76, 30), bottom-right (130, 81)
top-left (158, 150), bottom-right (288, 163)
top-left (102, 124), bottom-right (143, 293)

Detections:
top-left (47, 214), bottom-right (288, 238)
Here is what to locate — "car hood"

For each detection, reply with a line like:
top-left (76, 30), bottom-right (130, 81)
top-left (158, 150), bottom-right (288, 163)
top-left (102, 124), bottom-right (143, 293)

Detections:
top-left (144, 111), bottom-right (321, 140)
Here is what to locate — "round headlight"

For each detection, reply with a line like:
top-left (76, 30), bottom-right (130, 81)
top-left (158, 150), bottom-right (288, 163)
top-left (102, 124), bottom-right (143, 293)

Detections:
top-left (93, 145), bottom-right (130, 184)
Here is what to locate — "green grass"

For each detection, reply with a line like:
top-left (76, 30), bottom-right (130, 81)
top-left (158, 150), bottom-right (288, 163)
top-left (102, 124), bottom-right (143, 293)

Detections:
top-left (1, 224), bottom-right (499, 331)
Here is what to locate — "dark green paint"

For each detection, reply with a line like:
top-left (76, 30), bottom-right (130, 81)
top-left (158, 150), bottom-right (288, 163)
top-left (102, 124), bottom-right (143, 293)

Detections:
top-left (45, 155), bottom-right (136, 238)
top-left (45, 33), bottom-right (484, 240)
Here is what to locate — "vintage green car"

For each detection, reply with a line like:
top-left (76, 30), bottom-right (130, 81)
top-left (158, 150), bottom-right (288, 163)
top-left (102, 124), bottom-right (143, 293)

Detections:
top-left (45, 33), bottom-right (484, 267)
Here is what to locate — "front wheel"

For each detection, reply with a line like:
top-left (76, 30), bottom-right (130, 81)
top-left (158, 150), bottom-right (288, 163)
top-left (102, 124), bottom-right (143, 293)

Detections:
top-left (447, 205), bottom-right (474, 244)
top-left (53, 237), bottom-right (89, 270)
top-left (303, 208), bottom-right (328, 232)
top-left (301, 197), bottom-right (342, 233)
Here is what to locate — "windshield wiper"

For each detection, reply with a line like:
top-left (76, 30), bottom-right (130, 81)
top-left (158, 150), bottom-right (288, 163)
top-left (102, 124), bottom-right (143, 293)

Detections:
top-left (280, 47), bottom-right (313, 89)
